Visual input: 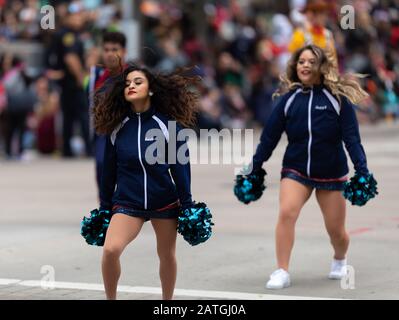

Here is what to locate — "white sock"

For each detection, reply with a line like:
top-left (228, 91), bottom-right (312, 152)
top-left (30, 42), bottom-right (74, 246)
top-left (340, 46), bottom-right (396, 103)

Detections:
top-left (333, 258), bottom-right (346, 264)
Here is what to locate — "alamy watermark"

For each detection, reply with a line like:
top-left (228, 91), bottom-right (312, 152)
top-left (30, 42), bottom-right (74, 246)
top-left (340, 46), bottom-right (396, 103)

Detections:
top-left (40, 265), bottom-right (55, 290)
top-left (340, 265), bottom-right (355, 290)
top-left (40, 4), bottom-right (357, 31)
top-left (40, 5), bottom-right (55, 30)
top-left (142, 121), bottom-right (254, 175)
top-left (340, 5), bottom-right (355, 30)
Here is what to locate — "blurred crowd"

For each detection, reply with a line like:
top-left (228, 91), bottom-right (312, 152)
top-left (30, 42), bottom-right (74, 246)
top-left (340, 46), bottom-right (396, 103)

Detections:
top-left (0, 0), bottom-right (398, 160)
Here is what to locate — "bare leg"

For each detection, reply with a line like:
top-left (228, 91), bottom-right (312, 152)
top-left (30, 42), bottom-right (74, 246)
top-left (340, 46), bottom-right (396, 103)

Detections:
top-left (276, 178), bottom-right (313, 271)
top-left (102, 214), bottom-right (145, 300)
top-left (151, 218), bottom-right (178, 300)
top-left (315, 190), bottom-right (350, 260)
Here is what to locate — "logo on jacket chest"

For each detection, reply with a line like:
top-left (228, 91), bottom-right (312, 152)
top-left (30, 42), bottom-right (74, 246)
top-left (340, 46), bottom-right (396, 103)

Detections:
top-left (315, 105), bottom-right (327, 110)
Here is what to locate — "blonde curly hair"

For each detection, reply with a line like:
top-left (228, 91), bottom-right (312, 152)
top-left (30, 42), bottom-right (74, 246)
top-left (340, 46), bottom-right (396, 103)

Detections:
top-left (274, 44), bottom-right (369, 104)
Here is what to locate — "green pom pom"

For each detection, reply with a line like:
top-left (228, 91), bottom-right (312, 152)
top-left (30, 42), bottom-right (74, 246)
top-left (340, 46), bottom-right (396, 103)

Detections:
top-left (177, 202), bottom-right (214, 246)
top-left (343, 173), bottom-right (378, 206)
top-left (234, 168), bottom-right (267, 204)
top-left (80, 209), bottom-right (112, 246)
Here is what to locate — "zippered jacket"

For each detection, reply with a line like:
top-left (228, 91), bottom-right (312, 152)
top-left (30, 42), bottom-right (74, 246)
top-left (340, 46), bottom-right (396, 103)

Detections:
top-left (100, 105), bottom-right (192, 211)
top-left (252, 84), bottom-right (369, 178)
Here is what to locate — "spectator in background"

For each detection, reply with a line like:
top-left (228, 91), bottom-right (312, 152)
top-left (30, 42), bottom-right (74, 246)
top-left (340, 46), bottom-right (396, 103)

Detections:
top-left (0, 53), bottom-right (36, 160)
top-left (219, 79), bottom-right (251, 129)
top-left (91, 0), bottom-right (118, 32)
top-left (228, 14), bottom-right (257, 67)
top-left (87, 30), bottom-right (127, 198)
top-left (54, 1), bottom-right (92, 158)
top-left (381, 79), bottom-right (399, 122)
top-left (156, 36), bottom-right (188, 73)
top-left (0, 9), bottom-right (20, 42)
top-left (197, 83), bottom-right (223, 131)
top-left (288, 0), bottom-right (336, 62)
top-left (18, 0), bottom-right (40, 40)
top-left (216, 51), bottom-right (251, 128)
top-left (33, 75), bottom-right (60, 155)
top-left (248, 60), bottom-right (281, 126)
top-left (270, 13), bottom-right (294, 72)
top-left (289, 0), bottom-right (307, 27)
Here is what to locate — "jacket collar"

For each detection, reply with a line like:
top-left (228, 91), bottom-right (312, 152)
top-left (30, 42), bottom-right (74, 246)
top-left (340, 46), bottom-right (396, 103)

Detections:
top-left (311, 83), bottom-right (324, 92)
top-left (128, 104), bottom-right (156, 120)
top-left (300, 83), bottom-right (324, 93)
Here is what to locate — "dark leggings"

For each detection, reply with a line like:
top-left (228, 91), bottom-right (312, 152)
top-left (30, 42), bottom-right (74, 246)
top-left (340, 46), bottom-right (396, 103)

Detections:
top-left (3, 111), bottom-right (28, 157)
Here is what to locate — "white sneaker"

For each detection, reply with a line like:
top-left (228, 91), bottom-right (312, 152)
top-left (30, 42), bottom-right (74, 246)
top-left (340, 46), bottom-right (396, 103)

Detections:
top-left (266, 268), bottom-right (291, 289)
top-left (328, 259), bottom-right (347, 280)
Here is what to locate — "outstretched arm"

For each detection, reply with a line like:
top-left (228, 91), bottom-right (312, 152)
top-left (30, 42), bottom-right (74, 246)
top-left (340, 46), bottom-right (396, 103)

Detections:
top-left (339, 97), bottom-right (369, 175)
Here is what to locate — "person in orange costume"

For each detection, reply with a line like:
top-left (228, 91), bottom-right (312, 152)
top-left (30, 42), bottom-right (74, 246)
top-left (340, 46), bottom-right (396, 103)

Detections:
top-left (288, 0), bottom-right (337, 63)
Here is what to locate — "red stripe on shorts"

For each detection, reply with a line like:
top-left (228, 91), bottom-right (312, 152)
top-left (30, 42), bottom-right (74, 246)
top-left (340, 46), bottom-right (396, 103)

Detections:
top-left (282, 168), bottom-right (347, 182)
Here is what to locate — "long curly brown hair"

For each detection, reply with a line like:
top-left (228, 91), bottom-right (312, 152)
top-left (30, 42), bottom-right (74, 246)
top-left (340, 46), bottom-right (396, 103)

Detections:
top-left (93, 63), bottom-right (201, 135)
top-left (273, 44), bottom-right (369, 104)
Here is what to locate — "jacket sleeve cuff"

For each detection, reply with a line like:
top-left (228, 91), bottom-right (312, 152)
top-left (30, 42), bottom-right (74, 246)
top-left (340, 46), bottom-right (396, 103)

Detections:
top-left (180, 200), bottom-right (194, 211)
top-left (99, 202), bottom-right (112, 212)
top-left (355, 167), bottom-right (369, 176)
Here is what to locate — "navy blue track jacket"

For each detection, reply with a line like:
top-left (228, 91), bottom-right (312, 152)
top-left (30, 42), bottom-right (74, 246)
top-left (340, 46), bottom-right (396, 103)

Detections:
top-left (252, 84), bottom-right (369, 178)
top-left (99, 105), bottom-right (193, 212)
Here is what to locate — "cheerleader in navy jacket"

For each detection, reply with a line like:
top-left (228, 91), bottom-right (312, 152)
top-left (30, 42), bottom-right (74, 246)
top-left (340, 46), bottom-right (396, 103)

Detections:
top-left (234, 45), bottom-right (377, 289)
top-left (93, 64), bottom-right (201, 300)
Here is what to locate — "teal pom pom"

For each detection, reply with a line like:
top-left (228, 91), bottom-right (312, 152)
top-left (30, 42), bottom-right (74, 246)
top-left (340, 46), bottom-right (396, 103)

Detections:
top-left (177, 202), bottom-right (214, 246)
top-left (234, 168), bottom-right (267, 204)
top-left (80, 209), bottom-right (112, 246)
top-left (343, 172), bottom-right (378, 206)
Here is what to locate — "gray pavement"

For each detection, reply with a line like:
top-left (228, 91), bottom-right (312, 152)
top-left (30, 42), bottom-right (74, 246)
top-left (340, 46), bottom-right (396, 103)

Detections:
top-left (0, 122), bottom-right (398, 300)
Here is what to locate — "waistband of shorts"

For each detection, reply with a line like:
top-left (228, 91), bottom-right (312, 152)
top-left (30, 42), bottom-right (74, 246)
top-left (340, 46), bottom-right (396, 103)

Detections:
top-left (281, 168), bottom-right (347, 182)
top-left (112, 200), bottom-right (181, 219)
